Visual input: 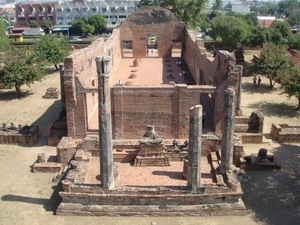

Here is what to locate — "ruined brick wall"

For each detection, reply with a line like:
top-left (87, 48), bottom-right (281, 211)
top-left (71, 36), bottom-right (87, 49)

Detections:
top-left (64, 30), bottom-right (122, 138)
top-left (213, 51), bottom-right (239, 133)
top-left (63, 6), bottom-right (240, 140)
top-left (119, 6), bottom-right (185, 58)
top-left (182, 31), bottom-right (240, 133)
top-left (111, 85), bottom-right (203, 139)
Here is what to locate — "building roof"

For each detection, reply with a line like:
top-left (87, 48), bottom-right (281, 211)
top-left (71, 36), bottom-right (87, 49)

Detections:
top-left (257, 16), bottom-right (276, 27)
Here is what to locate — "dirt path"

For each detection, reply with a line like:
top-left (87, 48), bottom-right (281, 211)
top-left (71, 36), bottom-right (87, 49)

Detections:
top-left (0, 51), bottom-right (300, 225)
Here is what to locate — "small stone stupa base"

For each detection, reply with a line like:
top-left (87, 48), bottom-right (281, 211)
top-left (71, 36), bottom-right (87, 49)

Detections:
top-left (135, 125), bottom-right (170, 167)
top-left (135, 144), bottom-right (170, 167)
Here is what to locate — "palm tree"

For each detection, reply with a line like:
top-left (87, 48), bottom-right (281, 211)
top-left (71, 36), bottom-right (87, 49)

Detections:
top-left (212, 0), bottom-right (222, 10)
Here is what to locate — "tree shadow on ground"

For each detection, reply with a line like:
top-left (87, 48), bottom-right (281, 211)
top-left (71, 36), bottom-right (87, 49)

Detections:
top-left (242, 82), bottom-right (281, 95)
top-left (247, 101), bottom-right (299, 118)
top-left (30, 100), bottom-right (62, 147)
top-left (1, 183), bottom-right (62, 214)
top-left (0, 90), bottom-right (33, 101)
top-left (46, 67), bottom-right (59, 74)
top-left (242, 144), bottom-right (300, 225)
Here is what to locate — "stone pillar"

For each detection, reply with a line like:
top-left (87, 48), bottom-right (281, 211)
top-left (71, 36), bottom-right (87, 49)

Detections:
top-left (59, 65), bottom-right (65, 110)
top-left (187, 105), bottom-right (202, 192)
top-left (96, 56), bottom-right (114, 190)
top-left (220, 88), bottom-right (235, 173)
top-left (236, 65), bottom-right (243, 111)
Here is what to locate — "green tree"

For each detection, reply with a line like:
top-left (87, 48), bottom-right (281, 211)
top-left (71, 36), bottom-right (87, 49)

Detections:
top-left (212, 0), bottom-right (222, 10)
top-left (35, 35), bottom-right (70, 70)
top-left (287, 8), bottom-right (300, 26)
top-left (287, 33), bottom-right (300, 49)
top-left (0, 48), bottom-right (46, 97)
top-left (199, 20), bottom-right (210, 32)
top-left (28, 20), bottom-right (39, 28)
top-left (257, 2), bottom-right (279, 16)
top-left (81, 23), bottom-right (95, 36)
top-left (249, 43), bottom-right (288, 88)
top-left (41, 20), bottom-right (53, 34)
top-left (269, 20), bottom-right (292, 40)
top-left (278, 0), bottom-right (299, 16)
top-left (0, 18), bottom-right (10, 52)
top-left (71, 17), bottom-right (86, 35)
top-left (138, 0), bottom-right (208, 28)
top-left (278, 52), bottom-right (300, 110)
top-left (245, 12), bottom-right (258, 26)
top-left (208, 10), bottom-right (221, 21)
top-left (211, 15), bottom-right (251, 50)
top-left (137, 0), bottom-right (160, 7)
top-left (88, 15), bottom-right (106, 35)
top-left (243, 26), bottom-right (272, 47)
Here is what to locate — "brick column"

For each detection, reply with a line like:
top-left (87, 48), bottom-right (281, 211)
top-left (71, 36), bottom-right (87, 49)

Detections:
top-left (236, 65), bottom-right (243, 111)
top-left (177, 84), bottom-right (187, 138)
top-left (96, 56), bottom-right (114, 190)
top-left (187, 105), bottom-right (202, 192)
top-left (59, 65), bottom-right (65, 110)
top-left (220, 88), bottom-right (235, 173)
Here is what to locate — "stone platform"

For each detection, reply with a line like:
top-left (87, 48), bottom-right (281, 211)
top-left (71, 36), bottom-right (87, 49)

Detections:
top-left (271, 123), bottom-right (300, 143)
top-left (56, 153), bottom-right (246, 216)
top-left (0, 125), bottom-right (39, 146)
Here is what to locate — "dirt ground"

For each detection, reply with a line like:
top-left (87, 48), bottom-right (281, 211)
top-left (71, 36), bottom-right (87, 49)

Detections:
top-left (0, 50), bottom-right (300, 225)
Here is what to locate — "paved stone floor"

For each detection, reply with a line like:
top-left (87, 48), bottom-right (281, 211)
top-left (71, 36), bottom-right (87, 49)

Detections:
top-left (85, 157), bottom-right (213, 186)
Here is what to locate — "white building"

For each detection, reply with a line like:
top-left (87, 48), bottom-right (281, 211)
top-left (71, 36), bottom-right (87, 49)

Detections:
top-left (55, 1), bottom-right (138, 27)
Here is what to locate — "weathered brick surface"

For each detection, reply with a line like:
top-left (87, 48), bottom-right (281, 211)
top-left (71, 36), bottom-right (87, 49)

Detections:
top-left (64, 32), bottom-right (122, 139)
top-left (271, 123), bottom-right (300, 143)
top-left (56, 184), bottom-right (245, 216)
top-left (111, 85), bottom-right (205, 139)
top-left (57, 137), bottom-right (81, 163)
top-left (0, 126), bottom-right (39, 146)
top-left (62, 6), bottom-right (242, 141)
top-left (120, 6), bottom-right (185, 58)
top-left (33, 162), bottom-right (62, 173)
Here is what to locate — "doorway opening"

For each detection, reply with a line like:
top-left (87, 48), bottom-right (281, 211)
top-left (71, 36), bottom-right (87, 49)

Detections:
top-left (146, 33), bottom-right (158, 58)
top-left (122, 41), bottom-right (133, 58)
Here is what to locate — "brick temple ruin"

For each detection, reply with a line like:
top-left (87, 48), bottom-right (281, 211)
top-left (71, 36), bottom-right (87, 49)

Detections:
top-left (42, 6), bottom-right (270, 216)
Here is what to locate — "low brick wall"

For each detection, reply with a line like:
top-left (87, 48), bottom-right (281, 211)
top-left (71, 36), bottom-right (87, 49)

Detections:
top-left (33, 162), bottom-right (62, 173)
top-left (240, 133), bottom-right (263, 144)
top-left (0, 126), bottom-right (39, 146)
top-left (57, 137), bottom-right (81, 163)
top-left (271, 123), bottom-right (300, 143)
top-left (57, 184), bottom-right (245, 216)
top-left (234, 112), bottom-right (264, 143)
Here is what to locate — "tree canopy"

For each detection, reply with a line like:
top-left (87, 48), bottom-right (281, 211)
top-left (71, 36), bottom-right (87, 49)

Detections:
top-left (88, 15), bottom-right (107, 34)
top-left (0, 19), bottom-right (10, 52)
top-left (269, 20), bottom-right (292, 40)
top-left (211, 15), bottom-right (250, 50)
top-left (71, 17), bottom-right (87, 35)
top-left (211, 0), bottom-right (222, 11)
top-left (287, 34), bottom-right (300, 49)
top-left (28, 20), bottom-right (38, 28)
top-left (35, 35), bottom-right (70, 70)
top-left (137, 0), bottom-right (208, 28)
top-left (243, 26), bottom-right (272, 47)
top-left (0, 48), bottom-right (46, 97)
top-left (249, 43), bottom-right (288, 88)
top-left (279, 51), bottom-right (300, 110)
top-left (41, 20), bottom-right (53, 34)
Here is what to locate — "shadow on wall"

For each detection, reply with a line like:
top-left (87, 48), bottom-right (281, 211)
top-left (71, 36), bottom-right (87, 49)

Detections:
top-left (31, 100), bottom-right (62, 147)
